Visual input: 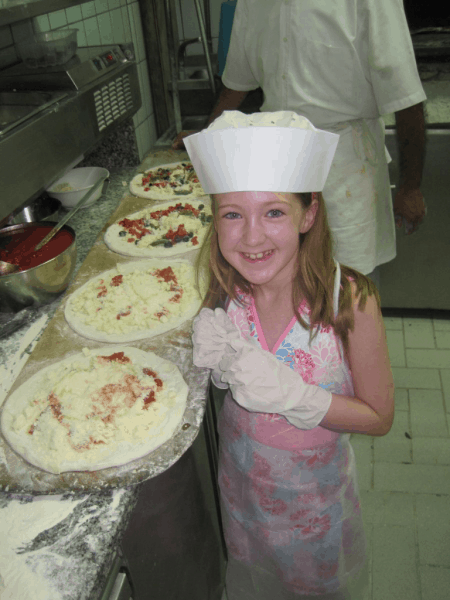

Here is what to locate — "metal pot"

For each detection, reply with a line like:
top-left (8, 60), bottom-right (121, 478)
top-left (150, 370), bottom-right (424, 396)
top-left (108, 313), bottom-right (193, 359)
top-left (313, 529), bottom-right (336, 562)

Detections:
top-left (7, 196), bottom-right (61, 225)
top-left (0, 222), bottom-right (77, 313)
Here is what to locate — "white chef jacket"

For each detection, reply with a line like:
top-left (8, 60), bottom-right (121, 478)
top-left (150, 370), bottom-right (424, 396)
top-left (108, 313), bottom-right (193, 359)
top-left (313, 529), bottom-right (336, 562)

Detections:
top-left (222, 0), bottom-right (427, 274)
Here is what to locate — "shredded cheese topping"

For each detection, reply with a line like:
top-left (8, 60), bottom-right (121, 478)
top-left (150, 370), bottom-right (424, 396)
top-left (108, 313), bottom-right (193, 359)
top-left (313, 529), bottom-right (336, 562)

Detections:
top-left (69, 263), bottom-right (199, 334)
top-left (11, 350), bottom-right (176, 462)
top-left (114, 201), bottom-right (212, 251)
top-left (136, 163), bottom-right (205, 197)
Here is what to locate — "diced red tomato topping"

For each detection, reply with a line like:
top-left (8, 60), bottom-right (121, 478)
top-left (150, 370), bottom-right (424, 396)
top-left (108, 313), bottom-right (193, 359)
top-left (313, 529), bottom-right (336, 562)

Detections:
top-left (169, 293), bottom-right (182, 303)
top-left (111, 275), bottom-right (123, 287)
top-left (143, 368), bottom-right (163, 388)
top-left (116, 310), bottom-right (131, 320)
top-left (118, 218), bottom-right (152, 240)
top-left (165, 224), bottom-right (188, 241)
top-left (97, 285), bottom-right (108, 298)
top-left (98, 352), bottom-right (131, 364)
top-left (154, 266), bottom-right (177, 284)
top-left (143, 390), bottom-right (156, 409)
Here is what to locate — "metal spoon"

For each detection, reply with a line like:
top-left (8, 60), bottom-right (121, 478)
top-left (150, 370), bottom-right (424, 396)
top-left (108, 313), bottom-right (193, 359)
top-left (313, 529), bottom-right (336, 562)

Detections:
top-left (0, 176), bottom-right (107, 277)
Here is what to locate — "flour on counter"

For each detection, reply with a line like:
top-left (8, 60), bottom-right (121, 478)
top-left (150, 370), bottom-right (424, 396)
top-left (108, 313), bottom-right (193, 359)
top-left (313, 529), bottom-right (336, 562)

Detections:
top-left (0, 495), bottom-right (84, 600)
top-left (0, 314), bottom-right (49, 409)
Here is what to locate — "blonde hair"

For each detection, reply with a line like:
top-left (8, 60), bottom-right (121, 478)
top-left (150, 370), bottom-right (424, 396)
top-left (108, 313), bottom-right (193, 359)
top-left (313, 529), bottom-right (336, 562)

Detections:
top-left (196, 192), bottom-right (380, 353)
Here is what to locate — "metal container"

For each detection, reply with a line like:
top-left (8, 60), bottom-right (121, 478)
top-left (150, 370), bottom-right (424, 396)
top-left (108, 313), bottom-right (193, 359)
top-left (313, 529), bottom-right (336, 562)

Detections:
top-left (16, 29), bottom-right (78, 69)
top-left (0, 222), bottom-right (77, 313)
top-left (0, 44), bottom-right (141, 225)
top-left (7, 196), bottom-right (61, 225)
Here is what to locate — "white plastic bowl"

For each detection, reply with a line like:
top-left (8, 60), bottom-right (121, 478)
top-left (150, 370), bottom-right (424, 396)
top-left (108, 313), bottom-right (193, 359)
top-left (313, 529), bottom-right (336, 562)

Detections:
top-left (46, 167), bottom-right (109, 209)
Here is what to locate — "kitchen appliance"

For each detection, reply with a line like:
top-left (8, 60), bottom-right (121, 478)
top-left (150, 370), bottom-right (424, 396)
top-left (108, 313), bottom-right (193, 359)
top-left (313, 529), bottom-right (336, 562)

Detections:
top-left (0, 44), bottom-right (141, 226)
top-left (0, 1), bottom-right (92, 28)
top-left (379, 3), bottom-right (450, 311)
top-left (379, 129), bottom-right (450, 311)
top-left (16, 28), bottom-right (78, 68)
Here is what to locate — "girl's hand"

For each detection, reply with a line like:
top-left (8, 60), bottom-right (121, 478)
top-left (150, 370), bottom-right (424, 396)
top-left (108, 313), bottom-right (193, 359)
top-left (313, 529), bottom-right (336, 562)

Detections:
top-left (192, 308), bottom-right (240, 369)
top-left (219, 339), bottom-right (332, 429)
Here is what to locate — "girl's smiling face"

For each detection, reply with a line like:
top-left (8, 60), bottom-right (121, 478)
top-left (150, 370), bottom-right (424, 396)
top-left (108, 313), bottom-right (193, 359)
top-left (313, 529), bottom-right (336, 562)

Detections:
top-left (214, 191), bottom-right (317, 291)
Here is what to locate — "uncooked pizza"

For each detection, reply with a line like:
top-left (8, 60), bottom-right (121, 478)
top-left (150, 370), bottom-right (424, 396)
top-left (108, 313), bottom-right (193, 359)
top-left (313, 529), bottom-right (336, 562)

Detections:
top-left (1, 346), bottom-right (188, 474)
top-left (104, 199), bottom-right (212, 258)
top-left (129, 162), bottom-right (206, 200)
top-left (64, 259), bottom-right (201, 343)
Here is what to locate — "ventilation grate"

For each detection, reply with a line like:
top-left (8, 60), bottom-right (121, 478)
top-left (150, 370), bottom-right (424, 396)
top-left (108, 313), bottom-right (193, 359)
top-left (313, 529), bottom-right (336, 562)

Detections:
top-left (93, 73), bottom-right (134, 132)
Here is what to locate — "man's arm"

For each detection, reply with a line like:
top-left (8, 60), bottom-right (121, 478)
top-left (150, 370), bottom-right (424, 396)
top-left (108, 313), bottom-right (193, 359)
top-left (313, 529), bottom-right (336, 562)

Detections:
top-left (206, 84), bottom-right (249, 125)
top-left (393, 102), bottom-right (426, 232)
top-left (172, 84), bottom-right (249, 149)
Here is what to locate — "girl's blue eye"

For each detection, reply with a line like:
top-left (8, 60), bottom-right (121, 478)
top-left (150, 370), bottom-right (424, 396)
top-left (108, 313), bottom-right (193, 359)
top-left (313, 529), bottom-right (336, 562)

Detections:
top-left (268, 209), bottom-right (283, 217)
top-left (224, 212), bottom-right (241, 219)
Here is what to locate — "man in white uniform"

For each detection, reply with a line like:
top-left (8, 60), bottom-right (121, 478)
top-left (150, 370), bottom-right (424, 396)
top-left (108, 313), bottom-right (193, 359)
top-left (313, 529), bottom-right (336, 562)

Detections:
top-left (173, 0), bottom-right (427, 280)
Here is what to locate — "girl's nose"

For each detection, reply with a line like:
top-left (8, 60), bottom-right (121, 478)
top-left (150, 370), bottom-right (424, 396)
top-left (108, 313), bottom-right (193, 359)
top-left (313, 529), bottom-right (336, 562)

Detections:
top-left (242, 217), bottom-right (265, 246)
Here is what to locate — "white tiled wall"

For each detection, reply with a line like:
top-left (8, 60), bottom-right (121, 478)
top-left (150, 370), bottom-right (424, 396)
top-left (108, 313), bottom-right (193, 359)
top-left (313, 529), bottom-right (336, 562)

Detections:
top-left (0, 0), bottom-right (157, 159)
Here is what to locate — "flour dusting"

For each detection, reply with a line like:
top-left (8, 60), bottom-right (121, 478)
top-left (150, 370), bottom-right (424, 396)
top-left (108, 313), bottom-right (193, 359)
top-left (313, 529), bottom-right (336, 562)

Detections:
top-left (0, 314), bottom-right (49, 409)
top-left (0, 495), bottom-right (83, 600)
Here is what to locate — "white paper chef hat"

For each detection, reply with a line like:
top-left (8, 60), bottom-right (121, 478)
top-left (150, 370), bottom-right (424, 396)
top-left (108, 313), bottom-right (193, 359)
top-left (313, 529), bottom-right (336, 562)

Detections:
top-left (184, 111), bottom-right (340, 194)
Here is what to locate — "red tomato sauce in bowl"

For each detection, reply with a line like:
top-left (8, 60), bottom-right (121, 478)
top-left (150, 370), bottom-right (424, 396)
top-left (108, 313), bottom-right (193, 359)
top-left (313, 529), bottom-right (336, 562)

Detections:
top-left (0, 225), bottom-right (74, 273)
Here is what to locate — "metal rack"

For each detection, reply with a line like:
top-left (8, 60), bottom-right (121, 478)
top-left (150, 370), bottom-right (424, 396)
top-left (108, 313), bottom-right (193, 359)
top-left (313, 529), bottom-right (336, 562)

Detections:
top-left (164, 0), bottom-right (217, 134)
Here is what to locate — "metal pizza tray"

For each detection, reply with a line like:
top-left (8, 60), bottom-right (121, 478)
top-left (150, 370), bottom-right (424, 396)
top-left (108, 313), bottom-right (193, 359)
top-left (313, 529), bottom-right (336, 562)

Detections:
top-left (0, 174), bottom-right (210, 495)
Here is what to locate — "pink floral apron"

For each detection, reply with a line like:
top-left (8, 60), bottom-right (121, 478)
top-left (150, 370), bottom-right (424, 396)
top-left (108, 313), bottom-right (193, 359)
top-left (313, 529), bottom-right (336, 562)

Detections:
top-left (218, 263), bottom-right (368, 599)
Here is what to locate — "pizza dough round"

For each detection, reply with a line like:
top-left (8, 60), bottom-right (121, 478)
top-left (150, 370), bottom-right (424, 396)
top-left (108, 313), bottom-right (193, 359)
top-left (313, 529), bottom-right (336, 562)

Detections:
top-left (129, 162), bottom-right (206, 200)
top-left (1, 346), bottom-right (188, 474)
top-left (104, 199), bottom-right (212, 258)
top-left (65, 259), bottom-right (201, 343)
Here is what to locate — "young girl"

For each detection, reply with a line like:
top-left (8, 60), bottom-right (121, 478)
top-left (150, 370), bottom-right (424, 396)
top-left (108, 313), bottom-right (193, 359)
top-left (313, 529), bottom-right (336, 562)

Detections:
top-left (184, 111), bottom-right (395, 600)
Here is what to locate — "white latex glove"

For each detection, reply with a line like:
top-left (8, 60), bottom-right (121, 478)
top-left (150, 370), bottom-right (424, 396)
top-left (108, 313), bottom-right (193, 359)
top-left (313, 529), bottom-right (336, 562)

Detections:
top-left (218, 339), bottom-right (332, 429)
top-left (192, 308), bottom-right (240, 370)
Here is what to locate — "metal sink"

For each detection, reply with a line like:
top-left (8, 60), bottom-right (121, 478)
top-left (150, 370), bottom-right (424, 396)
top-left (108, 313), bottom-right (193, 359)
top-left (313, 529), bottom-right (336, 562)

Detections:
top-left (0, 91), bottom-right (67, 136)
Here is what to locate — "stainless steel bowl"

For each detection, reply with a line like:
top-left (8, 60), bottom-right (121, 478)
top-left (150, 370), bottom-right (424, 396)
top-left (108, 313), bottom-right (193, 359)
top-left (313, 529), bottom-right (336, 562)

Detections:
top-left (7, 196), bottom-right (61, 225)
top-left (0, 222), bottom-right (77, 313)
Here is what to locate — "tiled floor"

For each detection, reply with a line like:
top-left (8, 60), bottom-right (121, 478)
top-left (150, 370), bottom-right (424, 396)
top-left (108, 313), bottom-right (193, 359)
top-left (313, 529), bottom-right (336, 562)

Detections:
top-left (353, 315), bottom-right (450, 600)
top-left (220, 314), bottom-right (450, 600)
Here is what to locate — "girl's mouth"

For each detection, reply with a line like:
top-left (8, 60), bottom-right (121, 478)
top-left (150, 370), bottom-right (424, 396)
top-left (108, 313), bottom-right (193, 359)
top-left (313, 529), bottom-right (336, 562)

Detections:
top-left (240, 250), bottom-right (274, 263)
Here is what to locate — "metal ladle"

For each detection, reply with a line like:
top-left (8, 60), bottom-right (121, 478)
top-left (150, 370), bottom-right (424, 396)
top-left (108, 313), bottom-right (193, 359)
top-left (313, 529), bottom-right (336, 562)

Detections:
top-left (0, 176), bottom-right (107, 277)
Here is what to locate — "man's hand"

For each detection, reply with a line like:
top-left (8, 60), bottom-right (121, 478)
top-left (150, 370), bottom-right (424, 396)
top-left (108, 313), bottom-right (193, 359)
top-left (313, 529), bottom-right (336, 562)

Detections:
top-left (172, 130), bottom-right (199, 150)
top-left (172, 86), bottom-right (249, 150)
top-left (393, 187), bottom-right (426, 234)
